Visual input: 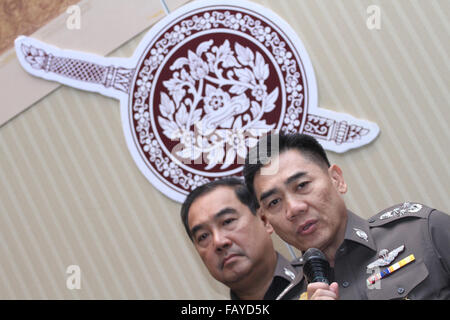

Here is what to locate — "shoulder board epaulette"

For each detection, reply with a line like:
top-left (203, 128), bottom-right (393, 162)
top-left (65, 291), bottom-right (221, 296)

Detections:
top-left (368, 202), bottom-right (432, 227)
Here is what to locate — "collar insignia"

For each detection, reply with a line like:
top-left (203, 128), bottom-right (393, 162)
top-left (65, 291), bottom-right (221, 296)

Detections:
top-left (353, 228), bottom-right (368, 242)
top-left (283, 267), bottom-right (295, 280)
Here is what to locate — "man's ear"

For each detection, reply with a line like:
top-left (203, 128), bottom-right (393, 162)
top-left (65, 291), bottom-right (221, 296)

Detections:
top-left (258, 209), bottom-right (274, 234)
top-left (328, 164), bottom-right (347, 194)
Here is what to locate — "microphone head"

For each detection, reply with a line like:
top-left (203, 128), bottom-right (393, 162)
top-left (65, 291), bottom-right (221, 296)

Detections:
top-left (302, 248), bottom-right (331, 284)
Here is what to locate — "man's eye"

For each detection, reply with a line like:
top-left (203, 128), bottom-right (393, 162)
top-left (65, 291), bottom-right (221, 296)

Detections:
top-left (223, 218), bottom-right (236, 226)
top-left (197, 233), bottom-right (209, 243)
top-left (268, 198), bottom-right (280, 208)
top-left (296, 181), bottom-right (310, 190)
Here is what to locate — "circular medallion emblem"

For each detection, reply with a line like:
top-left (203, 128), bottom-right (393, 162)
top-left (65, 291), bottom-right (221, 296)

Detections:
top-left (128, 0), bottom-right (316, 202)
top-left (16, 0), bottom-right (379, 204)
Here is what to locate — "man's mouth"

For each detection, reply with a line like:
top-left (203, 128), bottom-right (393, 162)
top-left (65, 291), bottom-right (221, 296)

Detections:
top-left (222, 254), bottom-right (241, 269)
top-left (297, 220), bottom-right (318, 236)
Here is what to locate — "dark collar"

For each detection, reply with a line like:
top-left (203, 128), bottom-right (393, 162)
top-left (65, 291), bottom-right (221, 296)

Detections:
top-left (343, 210), bottom-right (377, 252)
top-left (230, 252), bottom-right (297, 300)
top-left (273, 252), bottom-right (298, 282)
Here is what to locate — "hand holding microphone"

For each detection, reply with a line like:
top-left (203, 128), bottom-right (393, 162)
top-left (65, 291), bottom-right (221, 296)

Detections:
top-left (302, 248), bottom-right (339, 300)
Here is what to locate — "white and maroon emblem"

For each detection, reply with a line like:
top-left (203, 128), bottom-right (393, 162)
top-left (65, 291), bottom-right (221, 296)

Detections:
top-left (15, 0), bottom-right (379, 202)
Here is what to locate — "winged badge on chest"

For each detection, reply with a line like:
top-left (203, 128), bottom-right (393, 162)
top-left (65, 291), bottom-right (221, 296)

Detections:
top-left (367, 245), bottom-right (405, 270)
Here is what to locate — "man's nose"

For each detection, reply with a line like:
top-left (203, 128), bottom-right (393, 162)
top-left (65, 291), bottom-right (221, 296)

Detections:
top-left (213, 231), bottom-right (231, 252)
top-left (285, 196), bottom-right (307, 221)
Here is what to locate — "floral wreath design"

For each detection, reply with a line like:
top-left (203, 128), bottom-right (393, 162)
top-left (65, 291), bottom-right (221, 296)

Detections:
top-left (160, 39), bottom-right (277, 168)
top-left (131, 9), bottom-right (306, 192)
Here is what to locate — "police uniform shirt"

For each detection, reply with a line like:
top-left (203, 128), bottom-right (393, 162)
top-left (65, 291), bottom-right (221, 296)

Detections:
top-left (230, 252), bottom-right (304, 300)
top-left (279, 202), bottom-right (450, 300)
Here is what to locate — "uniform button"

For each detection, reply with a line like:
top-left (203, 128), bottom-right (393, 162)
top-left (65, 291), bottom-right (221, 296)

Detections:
top-left (397, 287), bottom-right (405, 295)
top-left (342, 281), bottom-right (350, 288)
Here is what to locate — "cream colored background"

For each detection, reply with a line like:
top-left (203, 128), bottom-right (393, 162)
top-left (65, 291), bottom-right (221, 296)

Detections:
top-left (0, 0), bottom-right (449, 299)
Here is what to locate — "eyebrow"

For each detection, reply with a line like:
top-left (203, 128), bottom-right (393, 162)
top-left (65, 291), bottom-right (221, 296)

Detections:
top-left (259, 172), bottom-right (307, 203)
top-left (190, 207), bottom-right (237, 238)
top-left (285, 172), bottom-right (307, 185)
top-left (260, 188), bottom-right (277, 203)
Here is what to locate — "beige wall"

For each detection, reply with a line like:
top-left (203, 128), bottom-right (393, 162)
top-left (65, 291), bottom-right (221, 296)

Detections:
top-left (0, 0), bottom-right (448, 299)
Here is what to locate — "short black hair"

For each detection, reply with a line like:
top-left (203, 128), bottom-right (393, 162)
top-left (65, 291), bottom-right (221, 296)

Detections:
top-left (180, 177), bottom-right (257, 241)
top-left (243, 133), bottom-right (330, 201)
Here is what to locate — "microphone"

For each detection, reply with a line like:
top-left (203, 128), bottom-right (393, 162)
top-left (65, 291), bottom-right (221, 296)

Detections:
top-left (302, 248), bottom-right (331, 284)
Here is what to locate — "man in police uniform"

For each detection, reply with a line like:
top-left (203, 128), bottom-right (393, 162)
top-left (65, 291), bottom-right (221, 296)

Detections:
top-left (180, 177), bottom-right (304, 299)
top-left (244, 133), bottom-right (450, 299)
